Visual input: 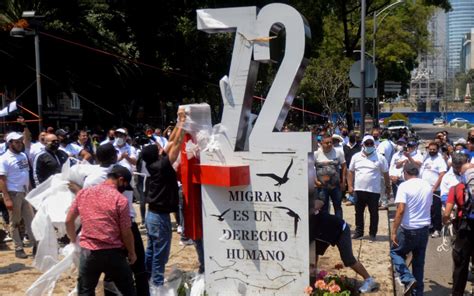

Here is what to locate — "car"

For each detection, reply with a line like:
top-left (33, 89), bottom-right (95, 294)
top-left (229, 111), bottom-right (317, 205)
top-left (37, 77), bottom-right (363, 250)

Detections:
top-left (433, 117), bottom-right (446, 126)
top-left (386, 119), bottom-right (413, 137)
top-left (450, 117), bottom-right (470, 125)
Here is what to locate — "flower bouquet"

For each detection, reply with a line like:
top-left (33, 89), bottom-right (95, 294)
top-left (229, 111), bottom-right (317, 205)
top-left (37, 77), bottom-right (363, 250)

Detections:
top-left (305, 265), bottom-right (358, 295)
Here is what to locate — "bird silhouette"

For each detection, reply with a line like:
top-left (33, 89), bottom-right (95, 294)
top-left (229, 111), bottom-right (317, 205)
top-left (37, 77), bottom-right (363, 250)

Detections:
top-left (274, 206), bottom-right (300, 236)
top-left (256, 158), bottom-right (293, 187)
top-left (211, 208), bottom-right (231, 221)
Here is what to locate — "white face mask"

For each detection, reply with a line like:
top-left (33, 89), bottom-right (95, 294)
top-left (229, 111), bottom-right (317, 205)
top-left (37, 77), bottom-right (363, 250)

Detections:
top-left (364, 146), bottom-right (376, 155)
top-left (115, 137), bottom-right (125, 146)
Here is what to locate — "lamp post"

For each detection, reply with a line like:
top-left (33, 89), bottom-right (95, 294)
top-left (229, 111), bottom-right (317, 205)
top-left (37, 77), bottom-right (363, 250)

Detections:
top-left (372, 0), bottom-right (404, 126)
top-left (296, 93), bottom-right (305, 127)
top-left (10, 11), bottom-right (44, 132)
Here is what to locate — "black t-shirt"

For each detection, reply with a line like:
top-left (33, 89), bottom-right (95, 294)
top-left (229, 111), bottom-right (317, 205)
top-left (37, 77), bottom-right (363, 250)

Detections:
top-left (146, 155), bottom-right (179, 213)
top-left (309, 211), bottom-right (345, 246)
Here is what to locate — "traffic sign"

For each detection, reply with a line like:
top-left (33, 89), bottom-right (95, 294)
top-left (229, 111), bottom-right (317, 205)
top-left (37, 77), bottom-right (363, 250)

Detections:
top-left (349, 60), bottom-right (378, 87)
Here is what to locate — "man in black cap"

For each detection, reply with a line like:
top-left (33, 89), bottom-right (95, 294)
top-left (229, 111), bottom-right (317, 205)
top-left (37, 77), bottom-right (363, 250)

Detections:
top-left (65, 165), bottom-right (137, 296)
top-left (391, 162), bottom-right (433, 296)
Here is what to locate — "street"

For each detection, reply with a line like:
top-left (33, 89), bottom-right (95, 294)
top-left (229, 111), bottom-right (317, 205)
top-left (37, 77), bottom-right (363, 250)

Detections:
top-left (412, 124), bottom-right (469, 141)
top-left (390, 123), bottom-right (472, 295)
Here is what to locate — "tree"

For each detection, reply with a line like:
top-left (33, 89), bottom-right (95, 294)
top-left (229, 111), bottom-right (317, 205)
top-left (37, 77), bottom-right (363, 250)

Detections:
top-left (299, 54), bottom-right (352, 121)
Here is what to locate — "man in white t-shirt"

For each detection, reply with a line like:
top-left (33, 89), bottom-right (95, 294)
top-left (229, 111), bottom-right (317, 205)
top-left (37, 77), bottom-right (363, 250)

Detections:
top-left (420, 141), bottom-right (447, 238)
top-left (395, 140), bottom-right (423, 169)
top-left (314, 134), bottom-right (346, 218)
top-left (377, 130), bottom-right (395, 208)
top-left (100, 129), bottom-right (116, 146)
top-left (0, 132), bottom-right (35, 259)
top-left (389, 138), bottom-right (407, 197)
top-left (440, 152), bottom-right (468, 204)
top-left (391, 163), bottom-right (432, 296)
top-left (348, 135), bottom-right (390, 241)
top-left (56, 129), bottom-right (92, 162)
top-left (28, 131), bottom-right (46, 163)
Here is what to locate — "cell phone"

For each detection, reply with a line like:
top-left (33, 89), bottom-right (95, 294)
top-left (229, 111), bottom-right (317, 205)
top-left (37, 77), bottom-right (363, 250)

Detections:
top-left (403, 146), bottom-right (408, 152)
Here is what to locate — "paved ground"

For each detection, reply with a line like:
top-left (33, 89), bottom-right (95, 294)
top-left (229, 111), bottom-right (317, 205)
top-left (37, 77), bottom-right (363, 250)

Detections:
top-left (412, 123), bottom-right (468, 141)
top-left (319, 203), bottom-right (394, 295)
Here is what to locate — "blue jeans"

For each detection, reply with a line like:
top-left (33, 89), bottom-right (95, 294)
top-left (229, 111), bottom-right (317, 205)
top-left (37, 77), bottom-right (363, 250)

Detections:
top-left (319, 187), bottom-right (343, 219)
top-left (390, 226), bottom-right (429, 296)
top-left (145, 211), bottom-right (172, 286)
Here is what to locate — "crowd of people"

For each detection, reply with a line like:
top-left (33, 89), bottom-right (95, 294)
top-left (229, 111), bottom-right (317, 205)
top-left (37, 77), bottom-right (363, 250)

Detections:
top-left (0, 112), bottom-right (204, 295)
top-left (2, 113), bottom-right (474, 295)
top-left (309, 121), bottom-right (474, 295)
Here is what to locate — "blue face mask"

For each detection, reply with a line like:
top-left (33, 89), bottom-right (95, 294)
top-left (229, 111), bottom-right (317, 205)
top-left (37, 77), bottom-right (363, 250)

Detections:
top-left (364, 146), bottom-right (376, 155)
top-left (316, 136), bottom-right (322, 142)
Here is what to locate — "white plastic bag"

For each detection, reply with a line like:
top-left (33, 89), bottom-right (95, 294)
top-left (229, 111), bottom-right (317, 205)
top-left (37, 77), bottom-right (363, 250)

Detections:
top-left (26, 243), bottom-right (80, 296)
top-left (190, 274), bottom-right (206, 296)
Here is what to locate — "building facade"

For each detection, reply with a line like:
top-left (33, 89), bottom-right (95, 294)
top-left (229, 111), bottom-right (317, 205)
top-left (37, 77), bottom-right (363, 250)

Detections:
top-left (447, 0), bottom-right (474, 75)
top-left (461, 29), bottom-right (474, 73)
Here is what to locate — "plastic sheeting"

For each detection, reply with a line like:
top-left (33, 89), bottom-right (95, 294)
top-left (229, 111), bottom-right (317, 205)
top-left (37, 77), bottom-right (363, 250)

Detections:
top-left (26, 243), bottom-right (80, 296)
top-left (25, 160), bottom-right (95, 295)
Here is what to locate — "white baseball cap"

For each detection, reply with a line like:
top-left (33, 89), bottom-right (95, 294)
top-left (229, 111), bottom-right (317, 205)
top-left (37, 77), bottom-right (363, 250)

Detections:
top-left (6, 132), bottom-right (23, 142)
top-left (362, 135), bottom-right (375, 144)
top-left (115, 128), bottom-right (127, 135)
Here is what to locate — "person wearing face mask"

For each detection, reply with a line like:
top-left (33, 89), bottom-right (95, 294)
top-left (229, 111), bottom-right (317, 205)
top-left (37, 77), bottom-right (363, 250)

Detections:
top-left (440, 152), bottom-right (468, 205)
top-left (348, 135), bottom-right (391, 241)
top-left (143, 108), bottom-right (187, 289)
top-left (56, 129), bottom-right (92, 162)
top-left (395, 140), bottom-right (423, 170)
top-left (420, 142), bottom-right (447, 238)
top-left (65, 165), bottom-right (137, 296)
top-left (100, 129), bottom-right (116, 146)
top-left (341, 128), bottom-right (349, 145)
top-left (443, 167), bottom-right (474, 296)
top-left (33, 134), bottom-right (69, 187)
top-left (389, 138), bottom-right (408, 197)
top-left (343, 132), bottom-right (361, 206)
top-left (371, 129), bottom-right (381, 148)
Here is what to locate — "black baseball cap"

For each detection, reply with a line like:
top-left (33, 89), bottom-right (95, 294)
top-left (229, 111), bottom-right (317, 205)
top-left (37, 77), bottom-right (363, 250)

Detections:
top-left (108, 165), bottom-right (133, 190)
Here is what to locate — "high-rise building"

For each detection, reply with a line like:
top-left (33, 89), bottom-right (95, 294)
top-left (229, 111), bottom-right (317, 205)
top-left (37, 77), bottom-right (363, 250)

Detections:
top-left (447, 0), bottom-right (474, 75)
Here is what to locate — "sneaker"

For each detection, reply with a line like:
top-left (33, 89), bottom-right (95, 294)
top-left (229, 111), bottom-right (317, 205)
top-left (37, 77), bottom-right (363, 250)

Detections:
top-left (359, 277), bottom-right (377, 293)
top-left (3, 235), bottom-right (12, 242)
top-left (177, 225), bottom-right (183, 234)
top-left (431, 230), bottom-right (441, 238)
top-left (179, 238), bottom-right (194, 246)
top-left (369, 235), bottom-right (376, 242)
top-left (404, 279), bottom-right (417, 295)
top-left (23, 236), bottom-right (30, 246)
top-left (15, 248), bottom-right (28, 259)
top-left (352, 233), bottom-right (363, 240)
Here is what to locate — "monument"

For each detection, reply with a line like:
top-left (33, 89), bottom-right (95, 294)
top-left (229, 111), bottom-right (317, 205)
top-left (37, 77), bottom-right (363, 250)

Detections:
top-left (190, 4), bottom-right (314, 295)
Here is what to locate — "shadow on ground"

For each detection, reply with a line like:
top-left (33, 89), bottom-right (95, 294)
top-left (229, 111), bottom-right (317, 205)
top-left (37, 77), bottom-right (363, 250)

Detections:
top-left (0, 263), bottom-right (33, 274)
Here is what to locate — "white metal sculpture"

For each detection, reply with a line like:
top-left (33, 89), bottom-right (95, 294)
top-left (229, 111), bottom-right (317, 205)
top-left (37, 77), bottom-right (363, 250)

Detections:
top-left (197, 4), bottom-right (313, 295)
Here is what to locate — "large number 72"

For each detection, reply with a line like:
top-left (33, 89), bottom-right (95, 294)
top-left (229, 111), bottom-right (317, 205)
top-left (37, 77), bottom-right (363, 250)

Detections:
top-left (197, 4), bottom-right (311, 153)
